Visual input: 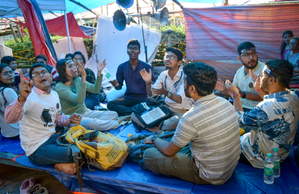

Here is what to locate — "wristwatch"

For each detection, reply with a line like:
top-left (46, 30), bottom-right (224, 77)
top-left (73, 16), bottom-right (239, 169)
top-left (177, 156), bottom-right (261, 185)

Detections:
top-left (241, 91), bottom-right (246, 98)
top-left (151, 135), bottom-right (159, 143)
top-left (167, 91), bottom-right (172, 98)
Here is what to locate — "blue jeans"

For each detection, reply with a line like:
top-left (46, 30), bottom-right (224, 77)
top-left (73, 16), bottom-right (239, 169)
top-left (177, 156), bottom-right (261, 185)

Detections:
top-left (85, 93), bottom-right (100, 110)
top-left (28, 133), bottom-right (74, 165)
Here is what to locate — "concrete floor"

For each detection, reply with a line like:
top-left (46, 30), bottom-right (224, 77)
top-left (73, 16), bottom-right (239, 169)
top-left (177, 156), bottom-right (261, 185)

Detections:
top-left (0, 164), bottom-right (71, 194)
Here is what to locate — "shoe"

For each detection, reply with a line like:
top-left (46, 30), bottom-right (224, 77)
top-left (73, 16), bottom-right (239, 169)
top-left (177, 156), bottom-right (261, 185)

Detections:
top-left (20, 177), bottom-right (36, 194)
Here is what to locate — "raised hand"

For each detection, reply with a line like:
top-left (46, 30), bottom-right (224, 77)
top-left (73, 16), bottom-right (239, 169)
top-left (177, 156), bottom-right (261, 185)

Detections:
top-left (140, 68), bottom-right (152, 84)
top-left (215, 78), bottom-right (226, 92)
top-left (225, 80), bottom-right (239, 97)
top-left (249, 70), bottom-right (260, 90)
top-left (109, 80), bottom-right (119, 88)
top-left (76, 60), bottom-right (86, 78)
top-left (18, 71), bottom-right (33, 102)
top-left (70, 114), bottom-right (82, 126)
top-left (97, 59), bottom-right (107, 74)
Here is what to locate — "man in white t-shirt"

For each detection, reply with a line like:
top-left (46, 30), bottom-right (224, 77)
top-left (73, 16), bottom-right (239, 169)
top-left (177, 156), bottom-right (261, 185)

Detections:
top-left (5, 63), bottom-right (82, 175)
top-left (138, 47), bottom-right (192, 131)
top-left (215, 42), bottom-right (264, 111)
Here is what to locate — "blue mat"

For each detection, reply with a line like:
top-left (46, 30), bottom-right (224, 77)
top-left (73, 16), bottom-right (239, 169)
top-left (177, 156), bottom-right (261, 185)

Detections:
top-left (14, 124), bottom-right (299, 194)
top-left (0, 134), bottom-right (24, 155)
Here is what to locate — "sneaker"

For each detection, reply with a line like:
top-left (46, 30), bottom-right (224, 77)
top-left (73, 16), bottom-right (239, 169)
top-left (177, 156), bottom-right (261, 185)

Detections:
top-left (20, 177), bottom-right (36, 194)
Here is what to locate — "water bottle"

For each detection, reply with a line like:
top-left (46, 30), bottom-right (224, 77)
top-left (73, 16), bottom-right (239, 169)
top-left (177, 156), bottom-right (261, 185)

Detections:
top-left (102, 68), bottom-right (112, 81)
top-left (273, 148), bottom-right (280, 178)
top-left (264, 153), bottom-right (274, 184)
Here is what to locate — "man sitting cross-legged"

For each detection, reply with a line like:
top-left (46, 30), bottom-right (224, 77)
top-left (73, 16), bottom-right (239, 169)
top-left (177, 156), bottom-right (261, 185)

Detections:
top-left (138, 47), bottom-right (192, 131)
top-left (142, 62), bottom-right (240, 185)
top-left (226, 59), bottom-right (299, 168)
top-left (5, 63), bottom-right (82, 175)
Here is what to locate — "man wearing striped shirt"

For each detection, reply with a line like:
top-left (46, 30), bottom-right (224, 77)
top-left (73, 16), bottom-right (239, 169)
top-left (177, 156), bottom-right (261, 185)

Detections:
top-left (142, 62), bottom-right (240, 185)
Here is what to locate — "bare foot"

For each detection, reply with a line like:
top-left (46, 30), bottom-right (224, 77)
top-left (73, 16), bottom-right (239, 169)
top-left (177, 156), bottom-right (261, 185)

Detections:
top-left (54, 163), bottom-right (76, 175)
top-left (118, 115), bottom-right (131, 124)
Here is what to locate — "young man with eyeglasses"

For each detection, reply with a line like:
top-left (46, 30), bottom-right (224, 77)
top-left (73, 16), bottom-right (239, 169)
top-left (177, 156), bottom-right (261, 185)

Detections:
top-left (141, 62), bottom-right (240, 185)
top-left (139, 47), bottom-right (192, 131)
top-left (5, 63), bottom-right (82, 175)
top-left (215, 42), bottom-right (264, 111)
top-left (225, 59), bottom-right (299, 168)
top-left (107, 39), bottom-right (155, 116)
top-left (35, 55), bottom-right (59, 82)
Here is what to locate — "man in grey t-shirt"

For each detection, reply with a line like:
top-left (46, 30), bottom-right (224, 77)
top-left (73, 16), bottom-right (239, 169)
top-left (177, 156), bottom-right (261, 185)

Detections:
top-left (143, 62), bottom-right (240, 185)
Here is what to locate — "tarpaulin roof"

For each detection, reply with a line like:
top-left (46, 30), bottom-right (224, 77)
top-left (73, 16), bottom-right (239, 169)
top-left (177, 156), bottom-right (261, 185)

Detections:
top-left (0, 0), bottom-right (223, 18)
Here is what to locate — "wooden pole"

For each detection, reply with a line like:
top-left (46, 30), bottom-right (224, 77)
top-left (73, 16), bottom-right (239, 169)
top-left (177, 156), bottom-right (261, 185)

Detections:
top-left (16, 25), bottom-right (24, 43)
top-left (9, 24), bottom-right (18, 43)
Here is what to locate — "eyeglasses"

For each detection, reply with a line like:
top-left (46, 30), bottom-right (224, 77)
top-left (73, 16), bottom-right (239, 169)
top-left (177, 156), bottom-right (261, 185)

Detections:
top-left (127, 48), bottom-right (139, 52)
top-left (2, 71), bottom-right (14, 77)
top-left (164, 55), bottom-right (177, 60)
top-left (32, 70), bottom-right (49, 78)
top-left (241, 51), bottom-right (258, 59)
top-left (73, 58), bottom-right (83, 62)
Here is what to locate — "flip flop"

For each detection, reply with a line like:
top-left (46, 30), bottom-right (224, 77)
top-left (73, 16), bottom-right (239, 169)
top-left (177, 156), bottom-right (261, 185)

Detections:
top-left (34, 186), bottom-right (49, 194)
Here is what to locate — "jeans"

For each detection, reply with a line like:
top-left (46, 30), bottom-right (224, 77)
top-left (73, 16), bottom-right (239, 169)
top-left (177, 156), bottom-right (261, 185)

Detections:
top-left (143, 146), bottom-right (209, 184)
top-left (107, 96), bottom-right (147, 116)
top-left (85, 93), bottom-right (100, 110)
top-left (28, 133), bottom-right (74, 165)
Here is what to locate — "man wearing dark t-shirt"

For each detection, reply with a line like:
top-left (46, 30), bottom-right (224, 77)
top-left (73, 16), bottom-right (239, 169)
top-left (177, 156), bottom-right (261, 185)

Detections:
top-left (107, 39), bottom-right (155, 116)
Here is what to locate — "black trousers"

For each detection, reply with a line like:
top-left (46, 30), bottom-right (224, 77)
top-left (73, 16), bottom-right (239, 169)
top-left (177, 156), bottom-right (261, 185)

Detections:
top-left (107, 96), bottom-right (147, 116)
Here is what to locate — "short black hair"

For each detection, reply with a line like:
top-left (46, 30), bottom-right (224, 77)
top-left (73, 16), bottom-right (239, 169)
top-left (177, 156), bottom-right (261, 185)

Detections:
top-left (35, 55), bottom-right (48, 62)
top-left (183, 62), bottom-right (217, 96)
top-left (165, 47), bottom-right (183, 62)
top-left (29, 63), bottom-right (50, 79)
top-left (292, 37), bottom-right (299, 45)
top-left (65, 53), bottom-right (74, 60)
top-left (73, 51), bottom-right (86, 64)
top-left (56, 59), bottom-right (70, 83)
top-left (265, 59), bottom-right (293, 89)
top-left (237, 42), bottom-right (256, 55)
top-left (1, 56), bottom-right (16, 65)
top-left (127, 39), bottom-right (140, 50)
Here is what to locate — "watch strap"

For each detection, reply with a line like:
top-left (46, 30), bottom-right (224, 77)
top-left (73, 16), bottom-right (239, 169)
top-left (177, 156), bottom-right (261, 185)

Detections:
top-left (241, 91), bottom-right (246, 98)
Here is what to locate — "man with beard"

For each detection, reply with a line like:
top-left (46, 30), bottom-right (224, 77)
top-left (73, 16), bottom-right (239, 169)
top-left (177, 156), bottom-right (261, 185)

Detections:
top-left (226, 59), bottom-right (299, 168)
top-left (138, 47), bottom-right (192, 131)
top-left (141, 62), bottom-right (240, 185)
top-left (215, 42), bottom-right (264, 111)
top-left (107, 39), bottom-right (155, 116)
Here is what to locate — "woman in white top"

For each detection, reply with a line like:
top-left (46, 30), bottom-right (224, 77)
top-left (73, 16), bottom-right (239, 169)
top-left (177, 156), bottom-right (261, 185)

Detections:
top-left (0, 63), bottom-right (19, 139)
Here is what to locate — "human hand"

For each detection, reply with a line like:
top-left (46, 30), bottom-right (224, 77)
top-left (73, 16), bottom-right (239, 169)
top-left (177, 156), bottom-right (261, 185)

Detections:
top-left (97, 59), bottom-right (107, 74)
top-left (140, 68), bottom-right (152, 84)
top-left (152, 83), bottom-right (168, 96)
top-left (18, 71), bottom-right (33, 102)
top-left (225, 80), bottom-right (239, 97)
top-left (70, 114), bottom-right (82, 126)
top-left (109, 80), bottom-right (119, 87)
top-left (76, 61), bottom-right (86, 78)
top-left (215, 78), bottom-right (226, 92)
top-left (144, 135), bottom-right (154, 144)
top-left (249, 70), bottom-right (260, 90)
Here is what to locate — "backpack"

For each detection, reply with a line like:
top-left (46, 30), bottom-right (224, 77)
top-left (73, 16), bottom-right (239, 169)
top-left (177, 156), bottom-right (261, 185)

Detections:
top-left (57, 125), bottom-right (130, 190)
top-left (131, 99), bottom-right (172, 131)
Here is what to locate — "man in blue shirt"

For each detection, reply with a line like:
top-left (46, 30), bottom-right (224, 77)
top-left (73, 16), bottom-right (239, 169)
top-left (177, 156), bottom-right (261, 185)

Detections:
top-left (107, 39), bottom-right (155, 116)
top-left (226, 59), bottom-right (299, 168)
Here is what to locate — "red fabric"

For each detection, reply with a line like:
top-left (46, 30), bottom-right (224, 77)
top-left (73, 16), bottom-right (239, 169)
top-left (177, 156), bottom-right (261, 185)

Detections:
top-left (13, 12), bottom-right (89, 38)
top-left (17, 0), bottom-right (56, 66)
top-left (183, 4), bottom-right (299, 61)
top-left (45, 12), bottom-right (89, 38)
